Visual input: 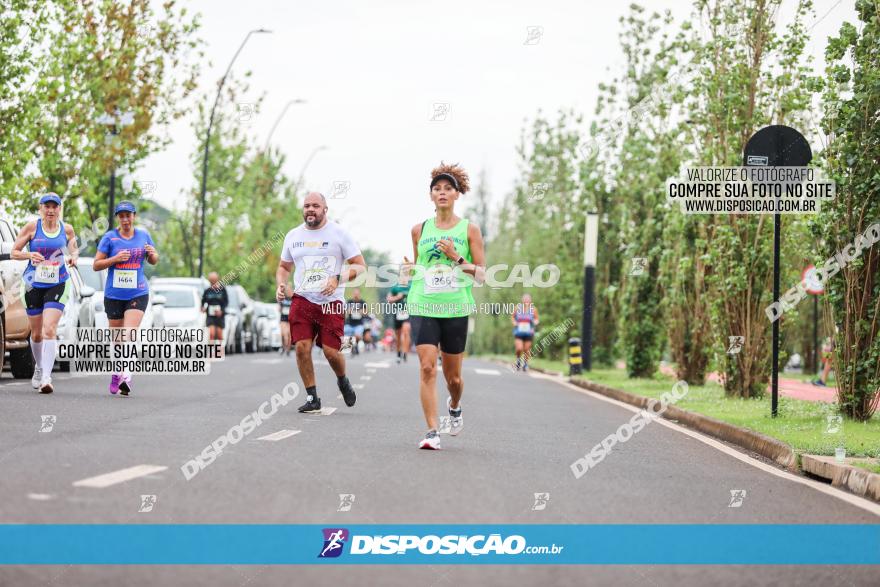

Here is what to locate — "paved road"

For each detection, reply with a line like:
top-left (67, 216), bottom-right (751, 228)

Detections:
top-left (1, 351), bottom-right (877, 586)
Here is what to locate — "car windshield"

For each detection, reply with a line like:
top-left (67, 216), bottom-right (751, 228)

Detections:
top-left (154, 289), bottom-right (195, 308)
top-left (77, 264), bottom-right (104, 291)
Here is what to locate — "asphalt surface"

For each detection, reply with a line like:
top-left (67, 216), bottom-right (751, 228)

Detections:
top-left (1, 350), bottom-right (877, 586)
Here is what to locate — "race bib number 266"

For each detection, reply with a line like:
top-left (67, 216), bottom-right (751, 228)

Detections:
top-left (424, 265), bottom-right (457, 294)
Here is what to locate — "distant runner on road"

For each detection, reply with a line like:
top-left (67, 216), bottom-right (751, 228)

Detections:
top-left (344, 288), bottom-right (368, 356)
top-left (404, 162), bottom-right (485, 450)
top-left (386, 278), bottom-right (411, 363)
top-left (278, 296), bottom-right (292, 356)
top-left (512, 293), bottom-right (539, 371)
top-left (276, 192), bottom-right (365, 413)
top-left (201, 272), bottom-right (228, 353)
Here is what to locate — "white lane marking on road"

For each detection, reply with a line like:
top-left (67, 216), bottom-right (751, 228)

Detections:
top-left (534, 372), bottom-right (880, 518)
top-left (360, 376), bottom-right (372, 381)
top-left (364, 362), bottom-right (390, 368)
top-left (257, 429), bottom-right (301, 441)
top-left (321, 407), bottom-right (337, 416)
top-left (27, 493), bottom-right (54, 501)
top-left (353, 384), bottom-right (365, 390)
top-left (253, 358), bottom-right (285, 365)
top-left (72, 465), bottom-right (168, 489)
top-left (367, 368), bottom-right (376, 373)
top-left (475, 368), bottom-right (501, 376)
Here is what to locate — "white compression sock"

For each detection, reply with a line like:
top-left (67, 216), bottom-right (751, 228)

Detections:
top-left (31, 341), bottom-right (43, 365)
top-left (41, 340), bottom-right (56, 378)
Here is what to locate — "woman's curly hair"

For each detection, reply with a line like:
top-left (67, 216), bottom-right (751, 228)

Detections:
top-left (430, 162), bottom-right (470, 194)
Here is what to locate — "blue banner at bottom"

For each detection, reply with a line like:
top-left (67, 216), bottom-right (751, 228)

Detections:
top-left (1, 525), bottom-right (878, 564)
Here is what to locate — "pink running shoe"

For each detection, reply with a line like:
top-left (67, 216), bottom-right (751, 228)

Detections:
top-left (109, 374), bottom-right (121, 395)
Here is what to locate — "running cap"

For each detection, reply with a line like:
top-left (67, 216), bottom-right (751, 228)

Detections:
top-left (39, 193), bottom-right (62, 206)
top-left (114, 200), bottom-right (137, 215)
top-left (430, 173), bottom-right (460, 191)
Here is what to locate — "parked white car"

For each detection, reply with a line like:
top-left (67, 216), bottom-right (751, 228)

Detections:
top-left (254, 302), bottom-right (281, 351)
top-left (150, 284), bottom-right (204, 329)
top-left (56, 265), bottom-right (98, 370)
top-left (150, 276), bottom-right (209, 295)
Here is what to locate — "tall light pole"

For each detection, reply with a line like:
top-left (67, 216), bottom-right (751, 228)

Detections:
top-left (293, 145), bottom-right (328, 194)
top-left (197, 28), bottom-right (272, 278)
top-left (97, 110), bottom-right (134, 229)
top-left (264, 99), bottom-right (306, 151)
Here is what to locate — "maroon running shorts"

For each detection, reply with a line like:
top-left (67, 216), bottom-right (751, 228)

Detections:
top-left (289, 295), bottom-right (345, 350)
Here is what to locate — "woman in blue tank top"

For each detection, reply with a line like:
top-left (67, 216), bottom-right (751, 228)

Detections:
top-left (11, 193), bottom-right (79, 394)
top-left (93, 201), bottom-right (159, 396)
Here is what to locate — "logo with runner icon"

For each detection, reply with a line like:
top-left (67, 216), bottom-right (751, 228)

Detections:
top-left (426, 242), bottom-right (444, 263)
top-left (318, 528), bottom-right (349, 558)
top-left (337, 494), bottom-right (356, 512)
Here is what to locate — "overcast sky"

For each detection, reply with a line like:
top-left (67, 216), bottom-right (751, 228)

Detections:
top-left (139, 0), bottom-right (854, 261)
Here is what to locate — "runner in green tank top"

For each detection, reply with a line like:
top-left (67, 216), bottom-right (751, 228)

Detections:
top-left (402, 162), bottom-right (486, 450)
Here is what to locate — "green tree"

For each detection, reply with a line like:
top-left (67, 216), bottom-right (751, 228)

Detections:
top-left (2, 0), bottom-right (200, 228)
top-left (818, 0), bottom-right (880, 420)
top-left (679, 0), bottom-right (817, 397)
top-left (158, 79), bottom-right (301, 301)
top-left (609, 6), bottom-right (681, 378)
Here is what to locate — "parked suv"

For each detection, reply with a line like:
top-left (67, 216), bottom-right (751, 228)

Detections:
top-left (0, 216), bottom-right (34, 378)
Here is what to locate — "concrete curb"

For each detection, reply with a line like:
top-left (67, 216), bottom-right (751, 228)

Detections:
top-left (566, 378), bottom-right (798, 471)
top-left (801, 455), bottom-right (880, 502)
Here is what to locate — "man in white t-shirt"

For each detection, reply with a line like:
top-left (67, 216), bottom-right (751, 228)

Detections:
top-left (276, 192), bottom-right (366, 414)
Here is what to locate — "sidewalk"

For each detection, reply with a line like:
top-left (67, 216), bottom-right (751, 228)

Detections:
top-left (654, 364), bottom-right (837, 403)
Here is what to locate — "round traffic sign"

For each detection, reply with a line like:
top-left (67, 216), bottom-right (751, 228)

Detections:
top-left (743, 125), bottom-right (812, 167)
top-left (802, 265), bottom-right (824, 295)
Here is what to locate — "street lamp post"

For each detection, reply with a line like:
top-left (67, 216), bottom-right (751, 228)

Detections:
top-left (264, 99), bottom-right (306, 151)
top-left (97, 110), bottom-right (134, 228)
top-left (197, 28), bottom-right (271, 278)
top-left (293, 145), bottom-right (328, 195)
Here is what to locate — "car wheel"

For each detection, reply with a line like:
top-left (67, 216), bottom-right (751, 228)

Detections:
top-left (10, 345), bottom-right (35, 379)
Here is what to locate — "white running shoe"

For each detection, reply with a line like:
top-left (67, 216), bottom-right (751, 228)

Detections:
top-left (39, 376), bottom-right (54, 394)
top-left (447, 397), bottom-right (463, 436)
top-left (31, 367), bottom-right (43, 390)
top-left (418, 429), bottom-right (441, 450)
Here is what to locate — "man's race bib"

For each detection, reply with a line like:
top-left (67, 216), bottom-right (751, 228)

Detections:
top-left (350, 307), bottom-right (363, 320)
top-left (208, 304), bottom-right (221, 315)
top-left (424, 265), bottom-right (457, 294)
top-left (298, 255), bottom-right (335, 294)
top-left (396, 310), bottom-right (409, 320)
top-left (300, 267), bottom-right (328, 292)
top-left (516, 321), bottom-right (533, 334)
top-left (281, 306), bottom-right (290, 317)
top-left (34, 263), bottom-right (60, 284)
top-left (113, 269), bottom-right (137, 289)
